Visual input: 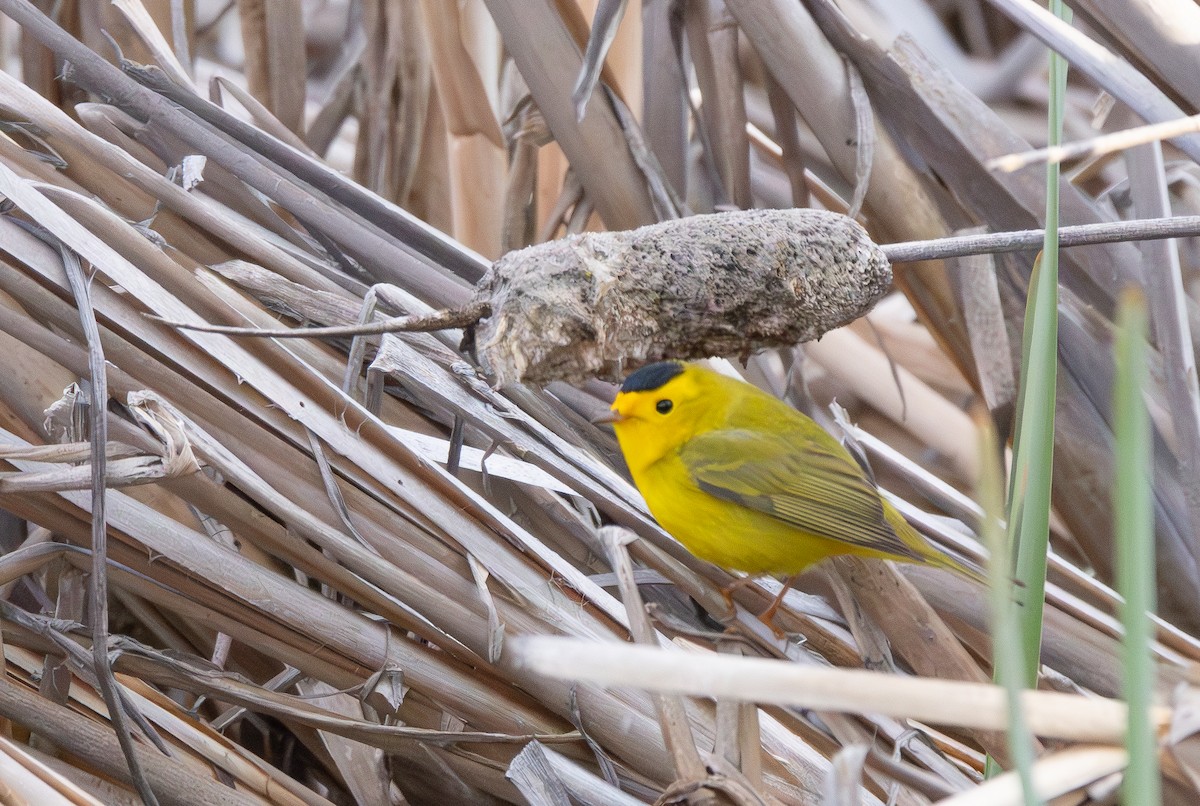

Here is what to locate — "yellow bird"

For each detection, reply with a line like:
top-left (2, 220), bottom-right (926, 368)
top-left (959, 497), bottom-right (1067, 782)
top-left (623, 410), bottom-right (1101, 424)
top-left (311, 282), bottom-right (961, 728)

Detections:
top-left (600, 361), bottom-right (980, 596)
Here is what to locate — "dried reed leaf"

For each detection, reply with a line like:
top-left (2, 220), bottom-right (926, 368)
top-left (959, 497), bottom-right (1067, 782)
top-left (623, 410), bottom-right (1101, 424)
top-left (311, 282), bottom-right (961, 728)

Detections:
top-left (685, 0), bottom-right (751, 209)
top-left (209, 76), bottom-right (315, 156)
top-left (0, 732), bottom-right (107, 805)
top-left (572, 1), bottom-right (626, 122)
top-left (110, 0), bottom-right (191, 87)
top-left (296, 682), bottom-right (395, 805)
top-left (946, 244), bottom-right (1017, 418)
top-left (509, 741), bottom-right (644, 806)
top-left (237, 0), bottom-right (305, 133)
top-left (936, 746), bottom-right (1127, 806)
top-left (418, 1), bottom-right (503, 145)
top-left (989, 0), bottom-right (1200, 164)
top-left (640, 0), bottom-right (688, 195)
top-left (1069, 0), bottom-right (1200, 111)
top-left (481, 0), bottom-right (658, 229)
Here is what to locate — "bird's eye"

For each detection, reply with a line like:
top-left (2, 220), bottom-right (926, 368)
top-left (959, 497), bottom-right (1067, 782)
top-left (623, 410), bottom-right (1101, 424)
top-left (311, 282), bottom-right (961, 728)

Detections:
top-left (656, 399), bottom-right (673, 414)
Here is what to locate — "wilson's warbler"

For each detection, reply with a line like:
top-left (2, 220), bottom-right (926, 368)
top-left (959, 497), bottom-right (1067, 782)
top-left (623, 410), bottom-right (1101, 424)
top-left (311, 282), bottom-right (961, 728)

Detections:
top-left (600, 361), bottom-right (980, 589)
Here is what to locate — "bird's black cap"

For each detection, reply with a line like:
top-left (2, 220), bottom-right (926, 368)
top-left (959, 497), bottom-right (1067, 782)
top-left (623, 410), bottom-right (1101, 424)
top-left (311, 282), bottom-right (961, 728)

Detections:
top-left (620, 361), bottom-right (685, 393)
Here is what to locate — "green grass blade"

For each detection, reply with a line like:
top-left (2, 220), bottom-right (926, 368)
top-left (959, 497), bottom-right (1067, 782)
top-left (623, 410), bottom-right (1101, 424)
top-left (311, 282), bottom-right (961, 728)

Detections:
top-left (989, 2), bottom-right (1071, 785)
top-left (1008, 0), bottom-right (1071, 688)
top-left (978, 409), bottom-right (1038, 802)
top-left (1114, 288), bottom-right (1159, 804)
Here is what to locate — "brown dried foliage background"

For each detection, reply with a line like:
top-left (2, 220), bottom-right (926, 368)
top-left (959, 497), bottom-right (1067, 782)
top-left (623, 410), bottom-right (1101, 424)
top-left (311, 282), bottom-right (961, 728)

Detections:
top-left (0, 1), bottom-right (1197, 804)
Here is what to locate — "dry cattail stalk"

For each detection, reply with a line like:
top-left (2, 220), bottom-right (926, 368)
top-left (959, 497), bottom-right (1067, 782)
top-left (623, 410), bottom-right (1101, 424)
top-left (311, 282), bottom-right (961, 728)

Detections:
top-left (473, 207), bottom-right (891, 384)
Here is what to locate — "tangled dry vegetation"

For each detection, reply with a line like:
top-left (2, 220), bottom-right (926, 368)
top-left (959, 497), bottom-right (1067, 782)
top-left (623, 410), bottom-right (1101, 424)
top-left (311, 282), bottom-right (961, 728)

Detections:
top-left (0, 0), bottom-right (1198, 804)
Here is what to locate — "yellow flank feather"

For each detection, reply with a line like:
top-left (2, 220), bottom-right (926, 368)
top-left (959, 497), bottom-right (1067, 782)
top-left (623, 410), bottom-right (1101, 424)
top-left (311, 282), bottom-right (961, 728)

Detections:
top-left (606, 361), bottom-right (981, 581)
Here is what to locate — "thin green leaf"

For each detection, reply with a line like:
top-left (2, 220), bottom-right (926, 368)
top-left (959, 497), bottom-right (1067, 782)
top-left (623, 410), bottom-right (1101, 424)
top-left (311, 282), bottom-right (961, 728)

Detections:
top-left (1010, 0), bottom-right (1071, 686)
top-left (979, 409), bottom-right (1038, 799)
top-left (1114, 288), bottom-right (1159, 805)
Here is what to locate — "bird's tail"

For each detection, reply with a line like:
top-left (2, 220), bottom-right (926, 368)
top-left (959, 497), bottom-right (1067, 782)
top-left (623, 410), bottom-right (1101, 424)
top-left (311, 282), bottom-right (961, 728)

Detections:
top-left (883, 501), bottom-right (992, 586)
top-left (926, 547), bottom-right (989, 586)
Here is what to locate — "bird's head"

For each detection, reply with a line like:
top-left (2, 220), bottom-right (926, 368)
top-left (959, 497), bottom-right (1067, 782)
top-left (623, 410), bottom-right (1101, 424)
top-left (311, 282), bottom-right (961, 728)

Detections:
top-left (596, 361), bottom-right (721, 471)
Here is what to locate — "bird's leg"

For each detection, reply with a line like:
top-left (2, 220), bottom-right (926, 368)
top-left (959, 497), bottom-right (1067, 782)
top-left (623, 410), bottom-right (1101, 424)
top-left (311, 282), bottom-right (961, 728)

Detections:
top-left (758, 575), bottom-right (799, 636)
top-left (718, 574), bottom-right (760, 611)
top-left (719, 574), bottom-right (799, 638)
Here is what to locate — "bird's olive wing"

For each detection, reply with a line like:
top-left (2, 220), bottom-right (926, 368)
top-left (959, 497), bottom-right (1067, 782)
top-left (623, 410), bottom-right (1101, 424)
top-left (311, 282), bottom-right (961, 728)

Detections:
top-left (680, 429), bottom-right (921, 560)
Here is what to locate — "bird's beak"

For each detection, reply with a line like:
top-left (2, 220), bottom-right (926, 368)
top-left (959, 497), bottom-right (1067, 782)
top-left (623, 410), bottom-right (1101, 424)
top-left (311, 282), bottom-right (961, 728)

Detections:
top-left (591, 409), bottom-right (625, 425)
